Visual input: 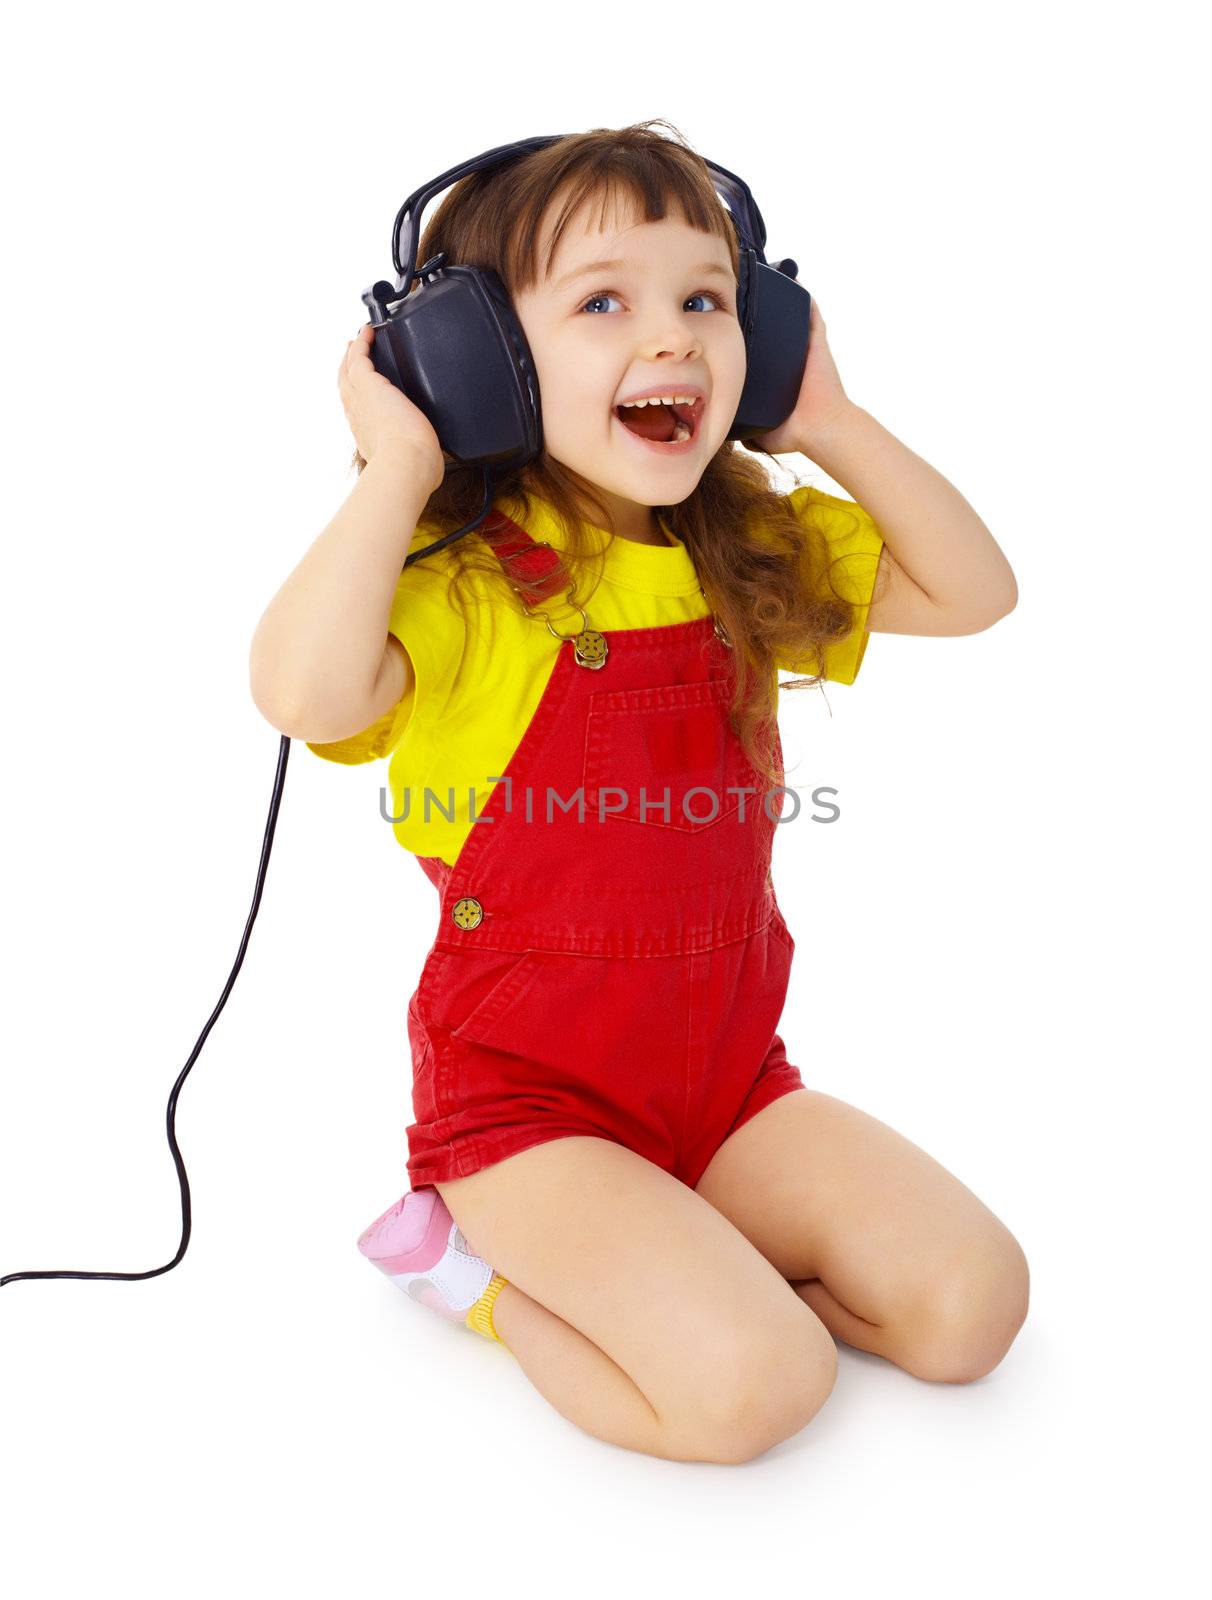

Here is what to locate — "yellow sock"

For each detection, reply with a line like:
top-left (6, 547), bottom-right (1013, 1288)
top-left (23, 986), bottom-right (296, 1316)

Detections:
top-left (465, 1272), bottom-right (509, 1345)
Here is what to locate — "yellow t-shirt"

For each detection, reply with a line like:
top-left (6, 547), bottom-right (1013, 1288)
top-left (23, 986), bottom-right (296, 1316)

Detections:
top-left (306, 485), bottom-right (883, 866)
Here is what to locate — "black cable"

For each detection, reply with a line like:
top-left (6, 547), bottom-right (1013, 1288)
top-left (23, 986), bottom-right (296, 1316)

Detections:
top-left (1, 461), bottom-right (501, 1291)
top-left (403, 462), bottom-right (497, 566)
top-left (2, 732), bottom-right (292, 1287)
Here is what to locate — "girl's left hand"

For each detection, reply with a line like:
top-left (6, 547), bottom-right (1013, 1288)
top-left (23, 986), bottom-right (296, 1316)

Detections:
top-left (742, 298), bottom-right (855, 456)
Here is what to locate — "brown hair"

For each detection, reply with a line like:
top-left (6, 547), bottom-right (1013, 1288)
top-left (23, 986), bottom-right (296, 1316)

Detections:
top-left (351, 119), bottom-right (883, 789)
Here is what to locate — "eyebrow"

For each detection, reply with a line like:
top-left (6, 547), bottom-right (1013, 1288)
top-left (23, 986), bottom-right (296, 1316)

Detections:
top-left (552, 258), bottom-right (735, 291)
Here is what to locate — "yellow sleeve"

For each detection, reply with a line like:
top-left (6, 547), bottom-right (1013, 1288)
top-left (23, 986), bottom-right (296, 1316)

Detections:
top-left (304, 692), bottom-right (410, 766)
top-left (306, 532), bottom-right (467, 766)
top-left (776, 485), bottom-right (885, 685)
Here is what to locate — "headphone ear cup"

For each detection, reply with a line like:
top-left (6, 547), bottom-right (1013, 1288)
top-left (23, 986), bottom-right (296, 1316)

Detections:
top-left (727, 253), bottom-right (811, 442)
top-left (734, 248), bottom-right (757, 344)
top-left (477, 268), bottom-right (544, 463)
top-left (367, 264), bottom-right (543, 470)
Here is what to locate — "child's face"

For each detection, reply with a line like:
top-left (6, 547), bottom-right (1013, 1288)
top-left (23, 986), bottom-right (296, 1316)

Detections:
top-left (512, 194), bottom-right (747, 538)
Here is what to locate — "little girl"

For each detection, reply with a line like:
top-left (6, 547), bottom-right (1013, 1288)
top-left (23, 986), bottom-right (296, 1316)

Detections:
top-left (250, 121), bottom-right (1028, 1464)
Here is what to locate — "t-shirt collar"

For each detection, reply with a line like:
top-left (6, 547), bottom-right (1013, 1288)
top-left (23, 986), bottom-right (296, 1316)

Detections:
top-left (494, 492), bottom-right (702, 597)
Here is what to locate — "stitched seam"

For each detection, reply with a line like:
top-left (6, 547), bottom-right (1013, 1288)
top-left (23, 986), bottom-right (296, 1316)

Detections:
top-left (451, 952), bottom-right (541, 1043)
top-left (680, 952), bottom-right (696, 1177)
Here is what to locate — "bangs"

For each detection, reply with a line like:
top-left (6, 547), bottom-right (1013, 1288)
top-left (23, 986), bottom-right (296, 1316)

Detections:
top-left (505, 153), bottom-right (739, 296)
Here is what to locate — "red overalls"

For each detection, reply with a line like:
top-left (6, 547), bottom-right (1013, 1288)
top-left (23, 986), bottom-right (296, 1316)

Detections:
top-left (404, 510), bottom-right (804, 1192)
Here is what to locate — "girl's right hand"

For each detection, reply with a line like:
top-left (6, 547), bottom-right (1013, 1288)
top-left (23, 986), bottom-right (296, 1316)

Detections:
top-left (338, 324), bottom-right (447, 492)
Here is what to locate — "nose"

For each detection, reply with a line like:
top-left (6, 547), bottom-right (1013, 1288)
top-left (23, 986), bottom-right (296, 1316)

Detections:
top-left (636, 306), bottom-right (702, 363)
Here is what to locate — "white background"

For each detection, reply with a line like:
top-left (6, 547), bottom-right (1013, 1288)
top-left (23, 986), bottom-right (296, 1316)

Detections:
top-left (1, 1), bottom-right (1206, 1594)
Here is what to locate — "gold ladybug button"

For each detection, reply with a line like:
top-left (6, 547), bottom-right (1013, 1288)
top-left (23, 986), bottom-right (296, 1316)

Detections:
top-left (573, 628), bottom-right (608, 669)
top-left (451, 897), bottom-right (484, 930)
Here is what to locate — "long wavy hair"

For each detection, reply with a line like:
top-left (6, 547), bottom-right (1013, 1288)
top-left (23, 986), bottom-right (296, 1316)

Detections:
top-left (351, 119), bottom-right (880, 789)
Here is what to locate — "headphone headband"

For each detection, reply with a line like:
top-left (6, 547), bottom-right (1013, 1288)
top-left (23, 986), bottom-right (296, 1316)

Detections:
top-left (389, 133), bottom-right (770, 288)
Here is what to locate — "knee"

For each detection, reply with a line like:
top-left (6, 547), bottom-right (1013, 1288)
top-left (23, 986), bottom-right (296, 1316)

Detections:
top-left (897, 1231), bottom-right (1030, 1384)
top-left (680, 1314), bottom-right (838, 1464)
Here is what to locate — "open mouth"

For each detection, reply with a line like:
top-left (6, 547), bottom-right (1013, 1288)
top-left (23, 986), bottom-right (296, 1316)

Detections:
top-left (613, 396), bottom-right (705, 446)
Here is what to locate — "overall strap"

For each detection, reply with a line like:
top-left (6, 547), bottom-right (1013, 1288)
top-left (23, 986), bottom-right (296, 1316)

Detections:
top-left (478, 509), bottom-right (568, 603)
top-left (478, 506), bottom-right (610, 670)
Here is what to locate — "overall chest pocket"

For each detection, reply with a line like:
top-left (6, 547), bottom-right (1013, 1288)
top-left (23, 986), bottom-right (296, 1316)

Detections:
top-left (583, 677), bottom-right (758, 833)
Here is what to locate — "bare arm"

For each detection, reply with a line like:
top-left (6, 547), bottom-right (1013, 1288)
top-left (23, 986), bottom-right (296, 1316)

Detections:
top-left (805, 405), bottom-right (1018, 638)
top-left (752, 301), bottom-right (1017, 638)
top-left (248, 442), bottom-right (435, 744)
top-left (249, 318), bottom-right (448, 744)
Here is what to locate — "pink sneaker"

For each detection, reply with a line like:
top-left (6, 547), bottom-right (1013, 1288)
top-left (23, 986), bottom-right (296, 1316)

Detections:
top-left (357, 1187), bottom-right (503, 1338)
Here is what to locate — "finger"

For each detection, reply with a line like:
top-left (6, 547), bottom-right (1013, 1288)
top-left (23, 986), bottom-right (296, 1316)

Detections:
top-left (339, 324), bottom-right (373, 385)
top-left (341, 329), bottom-right (366, 378)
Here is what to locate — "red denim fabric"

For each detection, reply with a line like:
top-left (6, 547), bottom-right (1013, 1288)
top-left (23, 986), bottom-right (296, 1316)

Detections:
top-left (404, 512), bottom-right (804, 1191)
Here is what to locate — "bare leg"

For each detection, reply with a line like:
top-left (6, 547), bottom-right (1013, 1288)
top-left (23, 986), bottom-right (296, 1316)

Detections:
top-left (436, 1135), bottom-right (837, 1463)
top-left (694, 1090), bottom-right (1030, 1383)
top-left (490, 1282), bottom-right (664, 1452)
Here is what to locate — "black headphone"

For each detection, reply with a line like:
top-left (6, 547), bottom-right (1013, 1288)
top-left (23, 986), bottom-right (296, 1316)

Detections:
top-left (363, 134), bottom-right (812, 566)
top-left (0, 134), bottom-right (808, 1294)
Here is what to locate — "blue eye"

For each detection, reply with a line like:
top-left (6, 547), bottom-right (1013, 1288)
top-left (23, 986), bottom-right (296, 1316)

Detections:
top-left (578, 288), bottom-right (727, 315)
